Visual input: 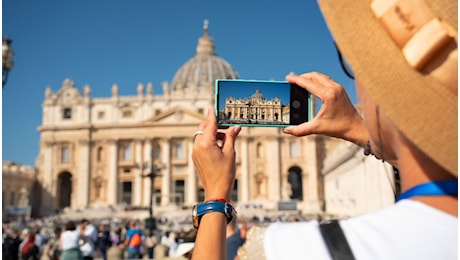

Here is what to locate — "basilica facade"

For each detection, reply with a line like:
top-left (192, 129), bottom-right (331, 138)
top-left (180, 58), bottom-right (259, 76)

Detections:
top-left (34, 23), bottom-right (395, 218)
top-left (221, 89), bottom-right (289, 125)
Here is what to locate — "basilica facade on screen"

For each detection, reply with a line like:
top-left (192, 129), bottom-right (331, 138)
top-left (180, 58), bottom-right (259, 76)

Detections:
top-left (34, 22), bottom-right (395, 218)
top-left (220, 90), bottom-right (289, 125)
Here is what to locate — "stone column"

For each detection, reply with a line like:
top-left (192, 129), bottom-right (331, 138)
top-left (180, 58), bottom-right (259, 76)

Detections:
top-left (143, 139), bottom-right (153, 207)
top-left (240, 138), bottom-right (250, 201)
top-left (161, 138), bottom-right (171, 206)
top-left (107, 139), bottom-right (118, 205)
top-left (134, 139), bottom-right (143, 206)
top-left (187, 140), bottom-right (197, 206)
top-left (268, 138), bottom-right (281, 201)
top-left (78, 140), bottom-right (91, 209)
top-left (43, 141), bottom-right (55, 214)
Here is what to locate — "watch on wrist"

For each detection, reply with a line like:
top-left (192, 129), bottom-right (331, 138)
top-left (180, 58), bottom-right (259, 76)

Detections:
top-left (192, 201), bottom-right (235, 229)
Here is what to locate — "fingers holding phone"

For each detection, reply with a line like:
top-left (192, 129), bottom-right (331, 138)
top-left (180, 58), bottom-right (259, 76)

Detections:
top-left (192, 106), bottom-right (242, 200)
top-left (284, 73), bottom-right (368, 146)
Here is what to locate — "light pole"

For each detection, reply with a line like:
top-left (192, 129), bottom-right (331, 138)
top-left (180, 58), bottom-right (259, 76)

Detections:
top-left (141, 161), bottom-right (162, 236)
top-left (2, 37), bottom-right (14, 87)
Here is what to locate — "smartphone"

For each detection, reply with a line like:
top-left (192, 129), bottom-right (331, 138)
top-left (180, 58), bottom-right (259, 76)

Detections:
top-left (215, 79), bottom-right (311, 127)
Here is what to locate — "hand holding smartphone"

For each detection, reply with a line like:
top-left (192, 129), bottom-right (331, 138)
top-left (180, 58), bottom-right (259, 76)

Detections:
top-left (215, 79), bottom-right (311, 127)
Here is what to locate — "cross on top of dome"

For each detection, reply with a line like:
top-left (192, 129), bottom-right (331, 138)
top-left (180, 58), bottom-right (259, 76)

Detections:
top-left (170, 20), bottom-right (239, 94)
top-left (203, 19), bottom-right (209, 32)
top-left (196, 19), bottom-right (215, 55)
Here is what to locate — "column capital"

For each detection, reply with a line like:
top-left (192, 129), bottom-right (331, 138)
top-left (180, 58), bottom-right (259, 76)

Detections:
top-left (78, 139), bottom-right (92, 146)
top-left (44, 141), bottom-right (55, 147)
top-left (106, 139), bottom-right (118, 145)
top-left (134, 138), bottom-right (145, 144)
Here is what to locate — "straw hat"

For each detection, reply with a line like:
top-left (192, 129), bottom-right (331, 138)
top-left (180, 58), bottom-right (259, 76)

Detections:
top-left (318, 0), bottom-right (458, 175)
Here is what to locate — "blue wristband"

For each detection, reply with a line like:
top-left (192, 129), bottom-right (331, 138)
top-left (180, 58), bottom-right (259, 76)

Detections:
top-left (192, 201), bottom-right (235, 228)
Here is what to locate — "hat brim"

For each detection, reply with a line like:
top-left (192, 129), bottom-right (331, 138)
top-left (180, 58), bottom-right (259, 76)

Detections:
top-left (318, 0), bottom-right (458, 175)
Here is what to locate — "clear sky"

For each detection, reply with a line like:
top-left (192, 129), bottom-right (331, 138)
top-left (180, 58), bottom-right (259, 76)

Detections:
top-left (2, 0), bottom-right (356, 166)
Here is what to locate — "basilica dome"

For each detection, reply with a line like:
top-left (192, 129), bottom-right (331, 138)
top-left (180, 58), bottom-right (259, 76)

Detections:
top-left (251, 89), bottom-right (265, 101)
top-left (171, 21), bottom-right (239, 92)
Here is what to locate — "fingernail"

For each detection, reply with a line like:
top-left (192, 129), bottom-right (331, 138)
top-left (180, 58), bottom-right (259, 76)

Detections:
top-left (283, 128), bottom-right (291, 134)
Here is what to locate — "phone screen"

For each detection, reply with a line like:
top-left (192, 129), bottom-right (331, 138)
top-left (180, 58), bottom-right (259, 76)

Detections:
top-left (215, 79), bottom-right (310, 127)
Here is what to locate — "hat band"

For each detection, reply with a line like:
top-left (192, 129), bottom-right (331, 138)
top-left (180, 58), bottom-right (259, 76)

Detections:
top-left (371, 0), bottom-right (458, 95)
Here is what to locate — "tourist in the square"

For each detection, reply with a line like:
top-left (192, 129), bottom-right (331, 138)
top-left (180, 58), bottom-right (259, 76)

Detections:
top-left (43, 226), bottom-right (62, 260)
top-left (190, 0), bottom-right (457, 259)
top-left (79, 219), bottom-right (98, 260)
top-left (3, 227), bottom-right (21, 260)
top-left (226, 217), bottom-right (247, 260)
top-left (119, 220), bottom-right (143, 259)
top-left (96, 223), bottom-right (111, 260)
top-left (60, 221), bottom-right (84, 260)
top-left (20, 231), bottom-right (40, 260)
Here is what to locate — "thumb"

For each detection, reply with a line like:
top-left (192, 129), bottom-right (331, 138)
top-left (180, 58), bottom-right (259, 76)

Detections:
top-left (222, 126), bottom-right (242, 153)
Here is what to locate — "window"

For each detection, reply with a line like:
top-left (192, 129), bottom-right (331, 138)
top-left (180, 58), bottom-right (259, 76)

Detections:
top-left (122, 143), bottom-right (132, 161)
top-left (198, 188), bottom-right (205, 202)
top-left (97, 111), bottom-right (105, 119)
top-left (61, 145), bottom-right (70, 163)
top-left (63, 108), bottom-right (72, 119)
top-left (154, 189), bottom-right (161, 205)
top-left (290, 141), bottom-right (300, 158)
top-left (173, 140), bottom-right (185, 159)
top-left (122, 182), bottom-right (132, 204)
top-left (231, 179), bottom-right (238, 202)
top-left (122, 110), bottom-right (132, 118)
top-left (174, 180), bottom-right (185, 206)
top-left (153, 143), bottom-right (161, 160)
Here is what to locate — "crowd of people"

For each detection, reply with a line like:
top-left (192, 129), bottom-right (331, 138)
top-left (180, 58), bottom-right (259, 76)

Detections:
top-left (2, 210), bottom-right (279, 260)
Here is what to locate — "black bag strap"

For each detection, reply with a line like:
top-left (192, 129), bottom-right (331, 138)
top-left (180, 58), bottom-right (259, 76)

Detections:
top-left (319, 220), bottom-right (356, 260)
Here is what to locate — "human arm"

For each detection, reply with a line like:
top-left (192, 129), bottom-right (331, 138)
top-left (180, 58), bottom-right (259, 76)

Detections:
top-left (191, 106), bottom-right (242, 260)
top-left (119, 230), bottom-right (130, 249)
top-left (284, 72), bottom-right (369, 148)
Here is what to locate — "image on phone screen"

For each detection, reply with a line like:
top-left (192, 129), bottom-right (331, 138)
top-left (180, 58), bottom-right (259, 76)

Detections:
top-left (215, 79), bottom-right (310, 127)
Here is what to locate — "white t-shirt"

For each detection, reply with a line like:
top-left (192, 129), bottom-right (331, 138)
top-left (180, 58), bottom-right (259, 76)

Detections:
top-left (264, 200), bottom-right (457, 260)
top-left (79, 224), bottom-right (98, 257)
top-left (61, 230), bottom-right (80, 250)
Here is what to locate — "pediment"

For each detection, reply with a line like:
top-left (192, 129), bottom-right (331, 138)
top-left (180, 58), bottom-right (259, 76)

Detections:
top-left (56, 79), bottom-right (83, 105)
top-left (144, 106), bottom-right (206, 125)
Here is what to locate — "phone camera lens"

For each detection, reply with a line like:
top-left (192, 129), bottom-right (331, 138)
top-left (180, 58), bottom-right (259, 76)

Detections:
top-left (292, 100), bottom-right (301, 109)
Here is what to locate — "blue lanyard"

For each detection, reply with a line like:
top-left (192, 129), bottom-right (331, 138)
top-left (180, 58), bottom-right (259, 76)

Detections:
top-left (396, 180), bottom-right (458, 202)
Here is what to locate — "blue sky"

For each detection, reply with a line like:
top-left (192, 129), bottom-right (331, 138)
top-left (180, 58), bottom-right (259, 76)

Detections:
top-left (2, 0), bottom-right (356, 166)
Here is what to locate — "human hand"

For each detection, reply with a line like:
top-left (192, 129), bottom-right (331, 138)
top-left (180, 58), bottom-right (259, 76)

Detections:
top-left (192, 106), bottom-right (242, 201)
top-left (284, 72), bottom-right (368, 147)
